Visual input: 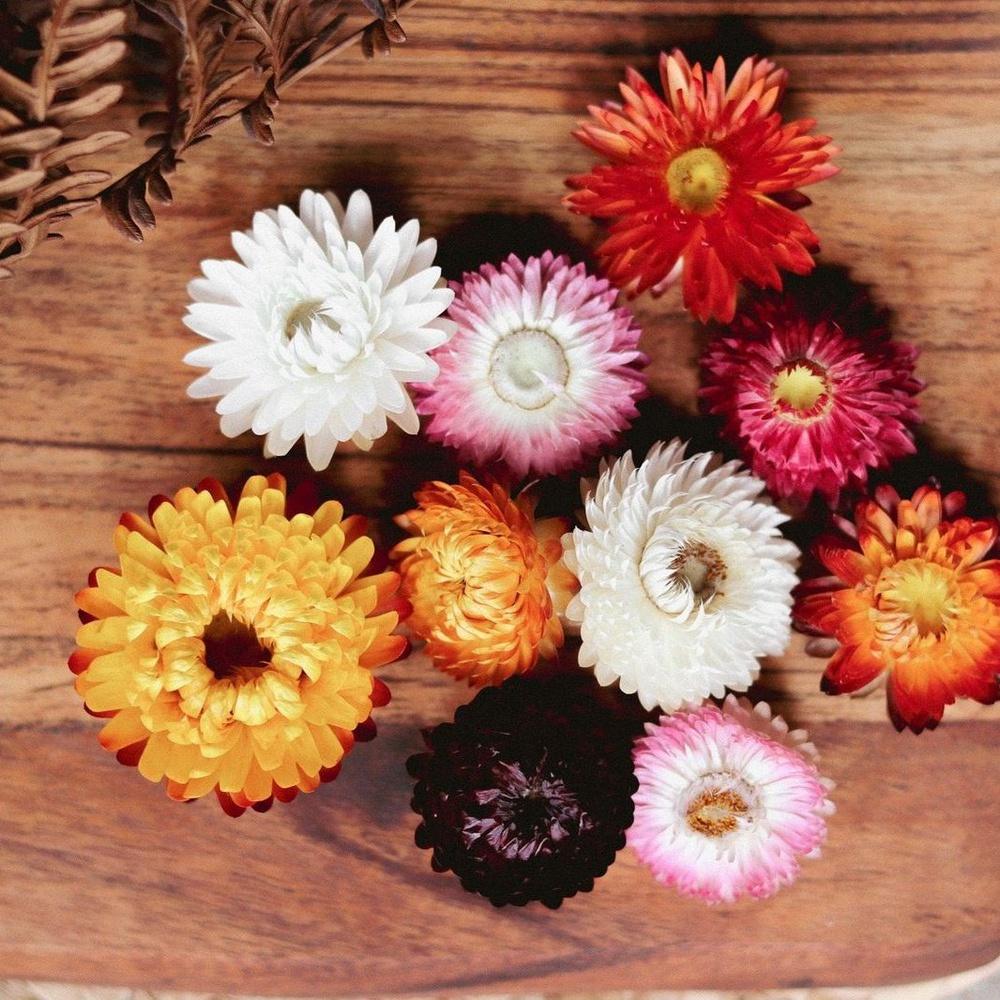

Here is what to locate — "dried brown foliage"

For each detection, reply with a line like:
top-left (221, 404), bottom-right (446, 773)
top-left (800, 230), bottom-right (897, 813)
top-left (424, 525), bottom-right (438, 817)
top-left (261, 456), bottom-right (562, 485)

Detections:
top-left (0, 0), bottom-right (410, 274)
top-left (101, 0), bottom-right (409, 242)
top-left (0, 0), bottom-right (131, 277)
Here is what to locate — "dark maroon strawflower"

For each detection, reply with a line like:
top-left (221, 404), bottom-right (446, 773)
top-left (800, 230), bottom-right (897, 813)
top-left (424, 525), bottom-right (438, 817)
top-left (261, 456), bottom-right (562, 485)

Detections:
top-left (407, 673), bottom-right (639, 908)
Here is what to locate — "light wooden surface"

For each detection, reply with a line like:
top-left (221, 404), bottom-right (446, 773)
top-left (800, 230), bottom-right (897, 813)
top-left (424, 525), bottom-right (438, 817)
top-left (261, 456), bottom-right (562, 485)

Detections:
top-left (1, 1), bottom-right (999, 995)
top-left (3, 954), bottom-right (1000, 1000)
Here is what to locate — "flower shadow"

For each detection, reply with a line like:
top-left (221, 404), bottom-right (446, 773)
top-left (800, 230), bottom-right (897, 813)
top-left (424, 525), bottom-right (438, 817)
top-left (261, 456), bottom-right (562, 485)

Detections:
top-left (434, 210), bottom-right (594, 283)
top-left (592, 13), bottom-right (775, 75)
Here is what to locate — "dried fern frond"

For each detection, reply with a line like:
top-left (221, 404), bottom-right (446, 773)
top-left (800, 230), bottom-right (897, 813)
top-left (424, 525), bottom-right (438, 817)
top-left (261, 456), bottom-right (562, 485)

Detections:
top-left (0, 0), bottom-right (131, 277)
top-left (102, 0), bottom-right (412, 242)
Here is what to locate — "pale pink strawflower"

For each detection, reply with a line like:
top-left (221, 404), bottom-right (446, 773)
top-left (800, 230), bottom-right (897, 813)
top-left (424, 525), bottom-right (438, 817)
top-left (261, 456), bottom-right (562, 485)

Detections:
top-left (629, 696), bottom-right (835, 904)
top-left (415, 251), bottom-right (647, 479)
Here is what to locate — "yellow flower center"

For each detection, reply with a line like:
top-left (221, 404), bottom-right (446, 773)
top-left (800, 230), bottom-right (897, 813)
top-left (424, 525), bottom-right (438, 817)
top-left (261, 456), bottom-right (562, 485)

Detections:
top-left (665, 147), bottom-right (730, 214)
top-left (771, 360), bottom-right (831, 421)
top-left (489, 327), bottom-right (569, 410)
top-left (202, 611), bottom-right (272, 681)
top-left (878, 560), bottom-right (957, 639)
top-left (686, 786), bottom-right (750, 837)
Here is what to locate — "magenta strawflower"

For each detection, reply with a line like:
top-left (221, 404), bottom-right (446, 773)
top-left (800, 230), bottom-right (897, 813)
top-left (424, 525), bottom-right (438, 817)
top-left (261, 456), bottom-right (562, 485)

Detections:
top-left (700, 292), bottom-right (922, 505)
top-left (629, 696), bottom-right (835, 904)
top-left (415, 251), bottom-right (647, 479)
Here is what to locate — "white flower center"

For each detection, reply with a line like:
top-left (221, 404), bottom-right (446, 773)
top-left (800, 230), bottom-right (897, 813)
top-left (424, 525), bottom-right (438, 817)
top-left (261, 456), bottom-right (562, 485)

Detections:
top-left (683, 772), bottom-right (759, 839)
top-left (488, 327), bottom-right (569, 410)
top-left (271, 273), bottom-right (380, 377)
top-left (640, 531), bottom-right (727, 618)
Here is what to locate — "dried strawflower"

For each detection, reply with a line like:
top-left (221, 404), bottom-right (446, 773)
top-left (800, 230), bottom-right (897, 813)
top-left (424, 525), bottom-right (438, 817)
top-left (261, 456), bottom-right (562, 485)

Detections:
top-left (700, 291), bottom-right (923, 505)
top-left (391, 474), bottom-right (578, 685)
top-left (415, 251), bottom-right (647, 479)
top-left (408, 674), bottom-right (638, 908)
top-left (184, 189), bottom-right (455, 469)
top-left (630, 696), bottom-right (835, 904)
top-left (565, 50), bottom-right (838, 322)
top-left (563, 440), bottom-right (799, 711)
top-left (795, 484), bottom-right (1000, 732)
top-left (70, 474), bottom-right (408, 815)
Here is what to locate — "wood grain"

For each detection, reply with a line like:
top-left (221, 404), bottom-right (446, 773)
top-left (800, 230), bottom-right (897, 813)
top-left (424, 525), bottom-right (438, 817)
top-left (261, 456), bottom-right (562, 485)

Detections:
top-left (1, 1), bottom-right (999, 994)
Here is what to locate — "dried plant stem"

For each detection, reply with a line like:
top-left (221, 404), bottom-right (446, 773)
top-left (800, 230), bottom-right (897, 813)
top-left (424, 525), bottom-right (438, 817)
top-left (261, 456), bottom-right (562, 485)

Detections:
top-left (285, 0), bottom-right (418, 86)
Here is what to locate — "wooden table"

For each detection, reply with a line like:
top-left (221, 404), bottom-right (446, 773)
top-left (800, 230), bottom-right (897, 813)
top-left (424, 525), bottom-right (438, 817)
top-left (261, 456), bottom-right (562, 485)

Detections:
top-left (2, 0), bottom-right (998, 994)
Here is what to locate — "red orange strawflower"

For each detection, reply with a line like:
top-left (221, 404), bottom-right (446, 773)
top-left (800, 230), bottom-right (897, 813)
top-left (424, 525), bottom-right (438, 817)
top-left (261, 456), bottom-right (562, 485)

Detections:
top-left (565, 50), bottom-right (839, 322)
top-left (795, 485), bottom-right (1000, 733)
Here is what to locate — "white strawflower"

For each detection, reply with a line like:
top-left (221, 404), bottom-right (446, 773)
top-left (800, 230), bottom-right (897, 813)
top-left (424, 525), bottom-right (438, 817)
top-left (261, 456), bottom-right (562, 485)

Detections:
top-left (184, 189), bottom-right (456, 470)
top-left (562, 439), bottom-right (799, 711)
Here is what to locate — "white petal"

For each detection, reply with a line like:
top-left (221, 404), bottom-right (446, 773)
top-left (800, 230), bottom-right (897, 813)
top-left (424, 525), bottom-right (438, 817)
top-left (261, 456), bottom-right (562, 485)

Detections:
top-left (305, 428), bottom-right (338, 470)
top-left (387, 392), bottom-right (420, 434)
top-left (342, 190), bottom-right (374, 247)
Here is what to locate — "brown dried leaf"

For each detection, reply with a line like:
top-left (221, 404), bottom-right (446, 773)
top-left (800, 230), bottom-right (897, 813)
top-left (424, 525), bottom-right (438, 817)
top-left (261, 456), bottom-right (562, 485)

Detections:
top-left (47, 82), bottom-right (123, 125)
top-left (41, 129), bottom-right (129, 167)
top-left (0, 169), bottom-right (47, 198)
top-left (0, 126), bottom-right (62, 155)
top-left (0, 0), bottom-right (130, 275)
top-left (32, 168), bottom-right (111, 203)
top-left (50, 39), bottom-right (128, 89)
top-left (54, 7), bottom-right (128, 49)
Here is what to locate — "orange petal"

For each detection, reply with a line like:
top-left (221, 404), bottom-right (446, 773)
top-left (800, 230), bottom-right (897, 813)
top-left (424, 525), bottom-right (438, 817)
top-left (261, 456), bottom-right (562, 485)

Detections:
top-left (821, 644), bottom-right (884, 695)
top-left (360, 633), bottom-right (408, 669)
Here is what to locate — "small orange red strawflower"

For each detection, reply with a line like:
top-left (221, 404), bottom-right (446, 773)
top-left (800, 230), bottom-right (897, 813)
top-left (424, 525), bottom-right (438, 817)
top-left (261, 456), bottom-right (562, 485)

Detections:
top-left (391, 474), bottom-right (578, 686)
top-left (71, 475), bottom-right (408, 815)
top-left (565, 50), bottom-right (839, 323)
top-left (795, 485), bottom-right (1000, 733)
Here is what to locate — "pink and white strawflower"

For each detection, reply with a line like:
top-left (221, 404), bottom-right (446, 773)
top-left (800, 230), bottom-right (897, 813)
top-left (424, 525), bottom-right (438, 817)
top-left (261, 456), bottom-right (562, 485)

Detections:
top-left (629, 696), bottom-right (835, 904)
top-left (414, 251), bottom-right (647, 479)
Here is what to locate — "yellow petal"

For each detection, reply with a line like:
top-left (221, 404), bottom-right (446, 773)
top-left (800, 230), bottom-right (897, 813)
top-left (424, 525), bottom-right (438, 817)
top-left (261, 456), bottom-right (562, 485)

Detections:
top-left (76, 616), bottom-right (146, 652)
top-left (98, 709), bottom-right (148, 752)
top-left (217, 737), bottom-right (253, 793)
top-left (137, 732), bottom-right (171, 782)
top-left (341, 536), bottom-right (375, 581)
top-left (313, 500), bottom-right (344, 535)
top-left (311, 724), bottom-right (347, 769)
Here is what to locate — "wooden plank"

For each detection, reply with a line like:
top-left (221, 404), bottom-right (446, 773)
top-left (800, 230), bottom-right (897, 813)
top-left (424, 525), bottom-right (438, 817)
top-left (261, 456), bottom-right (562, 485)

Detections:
top-left (1, 0), bottom-right (998, 993)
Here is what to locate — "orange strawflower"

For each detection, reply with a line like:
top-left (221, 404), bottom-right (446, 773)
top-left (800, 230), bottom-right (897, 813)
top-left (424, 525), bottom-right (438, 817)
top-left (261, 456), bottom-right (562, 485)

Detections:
top-left (796, 485), bottom-right (1000, 732)
top-left (391, 474), bottom-right (578, 685)
top-left (71, 474), bottom-right (407, 815)
top-left (565, 50), bottom-right (839, 322)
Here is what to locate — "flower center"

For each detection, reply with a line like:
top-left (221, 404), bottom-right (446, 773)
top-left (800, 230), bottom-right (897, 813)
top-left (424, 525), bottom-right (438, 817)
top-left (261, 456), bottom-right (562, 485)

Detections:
top-left (283, 298), bottom-right (340, 341)
top-left (665, 147), bottom-right (730, 214)
top-left (771, 359), bottom-right (831, 420)
top-left (488, 327), bottom-right (569, 410)
top-left (876, 560), bottom-right (957, 639)
top-left (672, 541), bottom-right (726, 601)
top-left (687, 788), bottom-right (749, 837)
top-left (684, 773), bottom-right (758, 839)
top-left (202, 612), bottom-right (272, 681)
top-left (640, 534), bottom-right (728, 618)
top-left (492, 760), bottom-right (580, 849)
